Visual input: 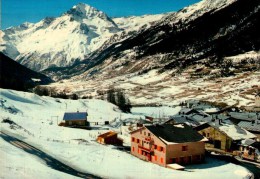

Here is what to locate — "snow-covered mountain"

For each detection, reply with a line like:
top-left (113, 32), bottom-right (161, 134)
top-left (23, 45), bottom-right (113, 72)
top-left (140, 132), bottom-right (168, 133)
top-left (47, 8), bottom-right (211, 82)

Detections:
top-left (44, 0), bottom-right (259, 107)
top-left (113, 14), bottom-right (165, 32)
top-left (1, 3), bottom-right (121, 71)
top-left (1, 4), bottom-right (165, 71)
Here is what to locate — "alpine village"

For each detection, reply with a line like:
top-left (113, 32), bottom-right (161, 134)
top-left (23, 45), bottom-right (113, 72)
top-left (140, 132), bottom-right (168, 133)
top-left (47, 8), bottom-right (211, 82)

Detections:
top-left (0, 0), bottom-right (260, 178)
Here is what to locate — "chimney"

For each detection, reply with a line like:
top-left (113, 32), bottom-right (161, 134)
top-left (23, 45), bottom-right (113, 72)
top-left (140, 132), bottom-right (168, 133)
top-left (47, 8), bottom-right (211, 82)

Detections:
top-left (211, 116), bottom-right (214, 122)
top-left (215, 118), bottom-right (221, 126)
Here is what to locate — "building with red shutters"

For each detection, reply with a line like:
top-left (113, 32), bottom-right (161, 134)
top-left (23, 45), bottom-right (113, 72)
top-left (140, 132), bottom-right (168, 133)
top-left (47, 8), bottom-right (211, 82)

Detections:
top-left (130, 124), bottom-right (207, 168)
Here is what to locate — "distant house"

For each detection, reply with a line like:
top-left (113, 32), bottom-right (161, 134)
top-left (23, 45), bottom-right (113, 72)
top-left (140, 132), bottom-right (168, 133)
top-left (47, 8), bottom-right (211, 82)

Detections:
top-left (97, 131), bottom-right (123, 146)
top-left (178, 108), bottom-right (199, 115)
top-left (238, 120), bottom-right (260, 140)
top-left (165, 116), bottom-right (200, 127)
top-left (228, 112), bottom-right (258, 124)
top-left (195, 121), bottom-right (256, 152)
top-left (131, 124), bottom-right (207, 168)
top-left (238, 139), bottom-right (260, 162)
top-left (199, 114), bottom-right (231, 124)
top-left (63, 112), bottom-right (88, 127)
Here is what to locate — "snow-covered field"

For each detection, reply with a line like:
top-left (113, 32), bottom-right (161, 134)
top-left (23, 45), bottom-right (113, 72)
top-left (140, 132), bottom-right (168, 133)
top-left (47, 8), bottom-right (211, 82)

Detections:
top-left (0, 89), bottom-right (253, 179)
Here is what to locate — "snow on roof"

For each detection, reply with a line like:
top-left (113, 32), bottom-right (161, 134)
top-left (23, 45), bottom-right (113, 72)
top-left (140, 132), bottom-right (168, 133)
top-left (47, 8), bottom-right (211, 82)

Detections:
top-left (174, 124), bottom-right (184, 128)
top-left (167, 163), bottom-right (185, 170)
top-left (196, 122), bottom-right (256, 141)
top-left (98, 131), bottom-right (117, 138)
top-left (63, 112), bottom-right (88, 121)
top-left (204, 108), bottom-right (219, 113)
top-left (240, 139), bottom-right (256, 146)
top-left (215, 123), bottom-right (256, 140)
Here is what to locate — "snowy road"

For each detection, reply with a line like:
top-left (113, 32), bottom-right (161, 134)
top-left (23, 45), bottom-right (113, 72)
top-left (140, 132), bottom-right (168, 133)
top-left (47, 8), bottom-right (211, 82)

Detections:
top-left (0, 132), bottom-right (102, 179)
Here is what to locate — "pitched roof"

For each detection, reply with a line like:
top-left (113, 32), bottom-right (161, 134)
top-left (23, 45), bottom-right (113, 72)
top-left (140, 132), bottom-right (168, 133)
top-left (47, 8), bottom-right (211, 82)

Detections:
top-left (98, 131), bottom-right (117, 138)
top-left (63, 112), bottom-right (88, 121)
top-left (179, 108), bottom-right (197, 115)
top-left (146, 124), bottom-right (204, 144)
top-left (167, 116), bottom-right (200, 127)
top-left (238, 121), bottom-right (260, 132)
top-left (194, 122), bottom-right (256, 140)
top-left (228, 112), bottom-right (258, 121)
top-left (241, 139), bottom-right (256, 146)
top-left (188, 114), bottom-right (207, 122)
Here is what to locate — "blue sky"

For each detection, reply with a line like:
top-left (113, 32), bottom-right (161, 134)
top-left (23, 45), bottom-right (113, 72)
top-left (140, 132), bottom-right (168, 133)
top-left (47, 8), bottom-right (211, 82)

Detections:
top-left (2, 0), bottom-right (200, 29)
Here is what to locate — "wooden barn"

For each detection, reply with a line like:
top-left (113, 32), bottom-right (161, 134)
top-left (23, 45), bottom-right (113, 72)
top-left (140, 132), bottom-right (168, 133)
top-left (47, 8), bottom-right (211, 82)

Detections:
top-left (97, 131), bottom-right (123, 146)
top-left (63, 111), bottom-right (88, 127)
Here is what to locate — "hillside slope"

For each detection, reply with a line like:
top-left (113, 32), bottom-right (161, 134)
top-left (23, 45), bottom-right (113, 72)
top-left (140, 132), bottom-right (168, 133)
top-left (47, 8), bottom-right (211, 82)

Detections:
top-left (45, 0), bottom-right (259, 107)
top-left (47, 0), bottom-right (259, 79)
top-left (0, 53), bottom-right (52, 91)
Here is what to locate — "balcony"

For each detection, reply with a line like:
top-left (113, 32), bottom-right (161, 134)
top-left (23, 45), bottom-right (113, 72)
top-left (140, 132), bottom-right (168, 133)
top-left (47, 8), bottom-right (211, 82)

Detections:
top-left (138, 145), bottom-right (154, 154)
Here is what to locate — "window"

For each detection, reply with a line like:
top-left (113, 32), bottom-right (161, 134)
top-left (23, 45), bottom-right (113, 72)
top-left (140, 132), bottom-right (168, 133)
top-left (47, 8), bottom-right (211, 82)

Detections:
top-left (161, 157), bottom-right (164, 164)
top-left (132, 147), bottom-right (135, 152)
top-left (154, 155), bottom-right (158, 161)
top-left (207, 133), bottom-right (209, 137)
top-left (182, 146), bottom-right (188, 151)
top-left (137, 139), bottom-right (140, 143)
top-left (144, 132), bottom-right (146, 135)
top-left (132, 137), bottom-right (135, 142)
top-left (148, 133), bottom-right (150, 137)
top-left (154, 145), bottom-right (157, 150)
top-left (158, 146), bottom-right (164, 152)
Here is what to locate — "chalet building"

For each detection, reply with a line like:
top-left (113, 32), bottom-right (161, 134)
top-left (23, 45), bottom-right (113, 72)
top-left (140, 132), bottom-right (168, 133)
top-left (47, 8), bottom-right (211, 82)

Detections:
top-left (63, 112), bottom-right (88, 126)
top-left (195, 121), bottom-right (256, 152)
top-left (97, 131), bottom-right (123, 146)
top-left (130, 124), bottom-right (207, 168)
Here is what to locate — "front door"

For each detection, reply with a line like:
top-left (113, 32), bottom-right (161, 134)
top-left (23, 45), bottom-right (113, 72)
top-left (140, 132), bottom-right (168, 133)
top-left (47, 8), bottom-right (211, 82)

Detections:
top-left (214, 140), bottom-right (221, 149)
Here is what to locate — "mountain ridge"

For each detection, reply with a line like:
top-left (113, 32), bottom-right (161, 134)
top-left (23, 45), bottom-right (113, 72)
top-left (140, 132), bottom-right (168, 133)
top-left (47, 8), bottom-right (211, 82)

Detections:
top-left (43, 0), bottom-right (259, 108)
top-left (1, 3), bottom-right (165, 71)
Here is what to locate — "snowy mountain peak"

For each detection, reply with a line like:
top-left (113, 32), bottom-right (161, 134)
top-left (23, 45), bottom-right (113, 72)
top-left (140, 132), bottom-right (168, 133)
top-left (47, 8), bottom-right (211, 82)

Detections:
top-left (67, 3), bottom-right (108, 20)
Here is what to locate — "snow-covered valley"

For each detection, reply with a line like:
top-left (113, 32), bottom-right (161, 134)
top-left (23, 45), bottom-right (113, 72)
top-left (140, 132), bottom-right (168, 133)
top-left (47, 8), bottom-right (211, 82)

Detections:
top-left (1, 0), bottom-right (259, 178)
top-left (47, 67), bottom-right (260, 109)
top-left (0, 89), bottom-right (254, 179)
